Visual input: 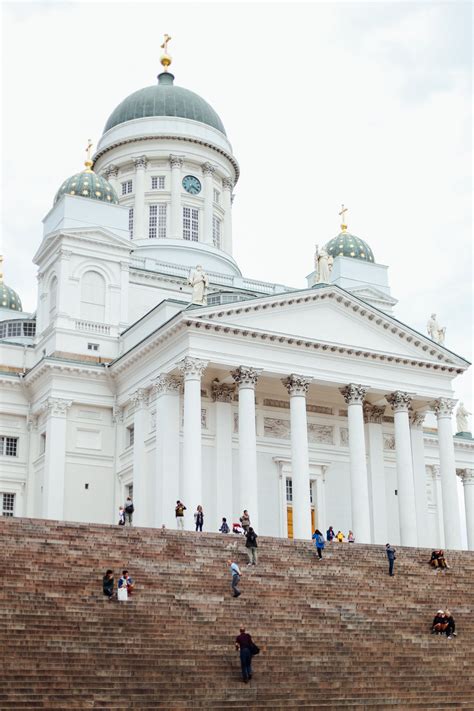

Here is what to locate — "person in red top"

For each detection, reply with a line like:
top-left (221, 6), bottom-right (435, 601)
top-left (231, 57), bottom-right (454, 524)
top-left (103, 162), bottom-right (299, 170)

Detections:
top-left (235, 627), bottom-right (254, 682)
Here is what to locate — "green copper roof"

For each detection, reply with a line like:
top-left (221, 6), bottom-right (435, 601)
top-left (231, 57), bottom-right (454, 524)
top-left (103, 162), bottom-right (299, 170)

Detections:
top-left (54, 170), bottom-right (119, 206)
top-left (325, 231), bottom-right (375, 263)
top-left (104, 72), bottom-right (226, 135)
top-left (0, 283), bottom-right (22, 311)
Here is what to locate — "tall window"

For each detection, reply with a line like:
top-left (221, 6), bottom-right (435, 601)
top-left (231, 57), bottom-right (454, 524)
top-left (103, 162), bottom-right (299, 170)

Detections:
top-left (286, 478), bottom-right (293, 503)
top-left (121, 180), bottom-right (132, 195)
top-left (80, 271), bottom-right (105, 322)
top-left (0, 436), bottom-right (18, 457)
top-left (1, 493), bottom-right (15, 517)
top-left (213, 188), bottom-right (220, 204)
top-left (126, 424), bottom-right (134, 448)
top-left (149, 204), bottom-right (167, 239)
top-left (212, 216), bottom-right (222, 248)
top-left (151, 176), bottom-right (165, 190)
top-left (129, 208), bottom-right (134, 239)
top-left (49, 276), bottom-right (58, 319)
top-left (183, 207), bottom-right (199, 241)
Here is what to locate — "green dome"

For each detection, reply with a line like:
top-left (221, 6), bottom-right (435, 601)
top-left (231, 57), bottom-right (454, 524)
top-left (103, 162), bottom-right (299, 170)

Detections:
top-left (325, 231), bottom-right (375, 263)
top-left (0, 282), bottom-right (22, 311)
top-left (104, 72), bottom-right (226, 135)
top-left (54, 169), bottom-right (119, 206)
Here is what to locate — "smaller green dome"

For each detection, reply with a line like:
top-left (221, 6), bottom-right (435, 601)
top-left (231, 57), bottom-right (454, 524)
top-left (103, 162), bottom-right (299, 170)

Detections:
top-left (0, 282), bottom-right (22, 311)
top-left (54, 169), bottom-right (119, 206)
top-left (325, 231), bottom-right (375, 263)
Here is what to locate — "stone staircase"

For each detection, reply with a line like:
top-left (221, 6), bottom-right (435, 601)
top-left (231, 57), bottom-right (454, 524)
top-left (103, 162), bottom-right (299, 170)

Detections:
top-left (0, 517), bottom-right (473, 709)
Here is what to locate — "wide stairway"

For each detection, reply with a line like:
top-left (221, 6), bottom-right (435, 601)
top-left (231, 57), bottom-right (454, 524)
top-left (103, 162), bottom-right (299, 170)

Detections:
top-left (0, 518), bottom-right (473, 709)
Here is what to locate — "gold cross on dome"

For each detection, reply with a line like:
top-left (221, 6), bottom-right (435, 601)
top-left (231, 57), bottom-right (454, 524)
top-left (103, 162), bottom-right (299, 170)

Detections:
top-left (339, 203), bottom-right (348, 231)
top-left (161, 33), bottom-right (172, 53)
top-left (85, 139), bottom-right (93, 162)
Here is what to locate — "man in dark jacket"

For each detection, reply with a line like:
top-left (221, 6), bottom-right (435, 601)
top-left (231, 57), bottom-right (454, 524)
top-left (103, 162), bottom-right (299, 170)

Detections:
top-left (235, 627), bottom-right (255, 683)
top-left (102, 570), bottom-right (114, 600)
top-left (386, 543), bottom-right (396, 576)
top-left (245, 527), bottom-right (258, 566)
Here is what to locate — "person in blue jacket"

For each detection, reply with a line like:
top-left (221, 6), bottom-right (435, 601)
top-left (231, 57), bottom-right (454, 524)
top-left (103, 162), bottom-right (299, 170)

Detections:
top-left (312, 529), bottom-right (325, 559)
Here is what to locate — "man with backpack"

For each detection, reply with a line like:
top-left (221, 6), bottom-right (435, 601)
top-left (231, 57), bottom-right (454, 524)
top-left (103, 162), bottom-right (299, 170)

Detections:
top-left (245, 526), bottom-right (258, 566)
top-left (124, 497), bottom-right (134, 526)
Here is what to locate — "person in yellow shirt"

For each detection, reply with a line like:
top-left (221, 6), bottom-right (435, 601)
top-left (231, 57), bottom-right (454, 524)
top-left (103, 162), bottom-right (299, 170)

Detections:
top-left (336, 530), bottom-right (344, 543)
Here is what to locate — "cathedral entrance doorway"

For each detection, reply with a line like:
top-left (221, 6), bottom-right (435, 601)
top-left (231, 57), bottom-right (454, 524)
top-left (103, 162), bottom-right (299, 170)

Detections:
top-left (286, 506), bottom-right (315, 539)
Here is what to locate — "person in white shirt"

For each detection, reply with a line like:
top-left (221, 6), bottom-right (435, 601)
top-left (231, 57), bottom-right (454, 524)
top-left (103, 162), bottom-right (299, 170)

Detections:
top-left (227, 559), bottom-right (241, 598)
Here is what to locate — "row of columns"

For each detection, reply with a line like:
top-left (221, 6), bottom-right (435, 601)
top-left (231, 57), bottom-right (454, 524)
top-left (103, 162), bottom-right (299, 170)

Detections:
top-left (104, 156), bottom-right (233, 250)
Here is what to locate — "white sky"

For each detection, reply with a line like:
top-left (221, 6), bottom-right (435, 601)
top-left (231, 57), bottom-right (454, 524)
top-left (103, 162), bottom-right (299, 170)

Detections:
top-left (1, 0), bottom-right (472, 417)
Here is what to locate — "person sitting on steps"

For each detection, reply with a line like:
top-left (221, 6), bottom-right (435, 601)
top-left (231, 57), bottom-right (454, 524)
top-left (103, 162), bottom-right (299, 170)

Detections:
top-left (429, 550), bottom-right (450, 571)
top-left (336, 530), bottom-right (344, 543)
top-left (445, 609), bottom-right (457, 639)
top-left (102, 570), bottom-right (114, 600)
top-left (118, 570), bottom-right (135, 597)
top-left (431, 610), bottom-right (449, 635)
top-left (219, 517), bottom-right (230, 533)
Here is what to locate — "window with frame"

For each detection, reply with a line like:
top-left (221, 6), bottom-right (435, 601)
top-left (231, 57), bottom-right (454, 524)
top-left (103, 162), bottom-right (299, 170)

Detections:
top-left (40, 433), bottom-right (46, 454)
top-left (23, 322), bottom-right (36, 337)
top-left (183, 207), bottom-right (199, 241)
top-left (213, 188), bottom-right (220, 204)
top-left (1, 493), bottom-right (15, 517)
top-left (0, 436), bottom-right (18, 457)
top-left (151, 176), bottom-right (165, 190)
top-left (309, 481), bottom-right (313, 504)
top-left (80, 271), bottom-right (105, 322)
top-left (126, 424), bottom-right (134, 448)
top-left (7, 322), bottom-right (22, 338)
top-left (149, 204), bottom-right (167, 239)
top-left (286, 478), bottom-right (293, 503)
top-left (127, 484), bottom-right (133, 498)
top-left (212, 216), bottom-right (222, 248)
top-left (121, 180), bottom-right (132, 195)
top-left (129, 208), bottom-right (134, 239)
top-left (87, 343), bottom-right (99, 352)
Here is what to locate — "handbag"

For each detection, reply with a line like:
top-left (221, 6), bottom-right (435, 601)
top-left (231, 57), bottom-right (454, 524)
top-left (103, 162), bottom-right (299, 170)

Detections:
top-left (250, 642), bottom-right (260, 656)
top-left (117, 586), bottom-right (128, 602)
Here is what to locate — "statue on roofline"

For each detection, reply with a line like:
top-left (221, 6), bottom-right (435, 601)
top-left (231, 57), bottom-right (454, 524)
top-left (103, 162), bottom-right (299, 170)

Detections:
top-left (314, 243), bottom-right (334, 284)
top-left (456, 402), bottom-right (471, 434)
top-left (188, 265), bottom-right (209, 305)
top-left (427, 313), bottom-right (446, 344)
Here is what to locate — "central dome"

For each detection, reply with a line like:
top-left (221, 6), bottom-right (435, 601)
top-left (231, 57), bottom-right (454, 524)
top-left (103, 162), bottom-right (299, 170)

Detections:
top-left (103, 72), bottom-right (226, 136)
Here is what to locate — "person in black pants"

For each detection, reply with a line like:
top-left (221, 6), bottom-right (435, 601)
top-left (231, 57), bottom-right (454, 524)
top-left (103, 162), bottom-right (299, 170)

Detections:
top-left (235, 627), bottom-right (254, 683)
top-left (386, 543), bottom-right (396, 576)
top-left (194, 505), bottom-right (204, 531)
top-left (102, 570), bottom-right (114, 600)
top-left (445, 609), bottom-right (457, 639)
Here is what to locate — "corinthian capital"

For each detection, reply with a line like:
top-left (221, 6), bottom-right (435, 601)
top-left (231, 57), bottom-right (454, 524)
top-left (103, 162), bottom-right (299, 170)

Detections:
top-left (431, 397), bottom-right (457, 418)
top-left (231, 366), bottom-right (261, 388)
top-left (202, 162), bottom-right (216, 176)
top-left (43, 397), bottom-right (72, 418)
top-left (386, 391), bottom-right (412, 413)
top-left (282, 374), bottom-right (312, 396)
top-left (211, 378), bottom-right (235, 403)
top-left (363, 402), bottom-right (386, 424)
top-left (112, 405), bottom-right (124, 424)
top-left (409, 410), bottom-right (426, 429)
top-left (222, 177), bottom-right (234, 191)
top-left (458, 468), bottom-right (474, 485)
top-left (177, 357), bottom-right (208, 380)
top-left (103, 164), bottom-right (119, 180)
top-left (340, 384), bottom-right (367, 405)
top-left (152, 374), bottom-right (182, 396)
top-left (133, 155), bottom-right (148, 170)
top-left (131, 388), bottom-right (149, 407)
top-left (169, 154), bottom-right (184, 169)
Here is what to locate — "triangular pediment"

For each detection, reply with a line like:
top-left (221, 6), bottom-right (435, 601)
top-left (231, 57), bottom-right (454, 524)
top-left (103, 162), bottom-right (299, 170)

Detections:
top-left (190, 287), bottom-right (468, 367)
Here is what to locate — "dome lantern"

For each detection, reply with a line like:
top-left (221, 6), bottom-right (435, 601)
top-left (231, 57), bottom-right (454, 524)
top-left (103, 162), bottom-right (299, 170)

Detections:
top-left (324, 205), bottom-right (375, 263)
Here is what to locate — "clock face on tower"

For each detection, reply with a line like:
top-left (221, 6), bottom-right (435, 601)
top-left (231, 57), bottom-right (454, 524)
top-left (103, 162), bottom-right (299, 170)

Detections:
top-left (182, 175), bottom-right (202, 195)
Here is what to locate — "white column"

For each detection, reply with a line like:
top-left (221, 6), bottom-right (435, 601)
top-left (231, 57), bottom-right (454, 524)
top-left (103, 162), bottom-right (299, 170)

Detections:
top-left (282, 374), bottom-right (312, 539)
top-left (112, 404), bottom-right (124, 524)
top-left (363, 403), bottom-right (387, 544)
top-left (212, 379), bottom-right (235, 530)
top-left (104, 165), bottom-right (119, 194)
top-left (314, 467), bottom-right (327, 537)
top-left (25, 413), bottom-right (39, 518)
top-left (430, 465), bottom-right (445, 547)
top-left (202, 163), bottom-right (216, 245)
top-left (119, 261), bottom-right (129, 329)
top-left (222, 177), bottom-right (233, 255)
top-left (169, 154), bottom-right (183, 240)
top-left (340, 384), bottom-right (371, 543)
top-left (231, 366), bottom-right (261, 532)
top-left (386, 391), bottom-right (418, 546)
top-left (432, 398), bottom-right (462, 549)
top-left (178, 357), bottom-right (208, 528)
top-left (131, 388), bottom-right (149, 527)
top-left (42, 398), bottom-right (72, 520)
top-left (458, 469), bottom-right (474, 550)
top-left (153, 375), bottom-right (181, 529)
top-left (133, 156), bottom-right (147, 241)
top-left (410, 411), bottom-right (430, 547)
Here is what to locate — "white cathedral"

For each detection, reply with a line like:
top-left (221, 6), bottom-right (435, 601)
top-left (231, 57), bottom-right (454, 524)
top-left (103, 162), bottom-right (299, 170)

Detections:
top-left (1, 45), bottom-right (473, 550)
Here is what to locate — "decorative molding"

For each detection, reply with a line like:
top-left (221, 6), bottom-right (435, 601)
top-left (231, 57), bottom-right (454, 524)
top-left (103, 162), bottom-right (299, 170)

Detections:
top-left (211, 378), bottom-right (235, 403)
top-left (264, 417), bottom-right (290, 439)
top-left (222, 177), bottom-right (234, 191)
top-left (386, 391), bottom-right (412, 413)
top-left (383, 434), bottom-right (396, 451)
top-left (41, 397), bottom-right (72, 418)
top-left (169, 154), bottom-right (184, 169)
top-left (282, 374), bottom-right (312, 397)
top-left (152, 374), bottom-right (181, 396)
top-left (340, 427), bottom-right (349, 446)
top-left (363, 403), bottom-right (386, 424)
top-left (409, 410), bottom-right (426, 430)
top-left (131, 388), bottom-right (149, 408)
top-left (103, 164), bottom-right (119, 180)
top-left (308, 424), bottom-right (334, 445)
top-left (340, 384), bottom-right (367, 405)
top-left (177, 356), bottom-right (208, 380)
top-left (430, 464), bottom-right (440, 480)
top-left (233, 412), bottom-right (239, 433)
top-left (231, 366), bottom-right (261, 388)
top-left (112, 405), bottom-right (124, 424)
top-left (431, 397), bottom-right (457, 418)
top-left (457, 468), bottom-right (474, 485)
top-left (202, 162), bottom-right (216, 176)
top-left (263, 398), bottom-right (332, 414)
top-left (133, 155), bottom-right (148, 170)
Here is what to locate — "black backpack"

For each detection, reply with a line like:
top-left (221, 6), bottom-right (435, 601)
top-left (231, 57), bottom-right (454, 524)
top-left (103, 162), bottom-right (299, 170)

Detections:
top-left (125, 504), bottom-right (134, 514)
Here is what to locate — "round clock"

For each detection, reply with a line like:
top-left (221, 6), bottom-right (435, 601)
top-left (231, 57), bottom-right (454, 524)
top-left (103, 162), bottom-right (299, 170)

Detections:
top-left (182, 175), bottom-right (202, 195)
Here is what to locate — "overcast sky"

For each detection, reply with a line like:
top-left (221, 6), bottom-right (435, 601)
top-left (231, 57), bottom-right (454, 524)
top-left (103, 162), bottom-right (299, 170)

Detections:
top-left (1, 1), bottom-right (472, 416)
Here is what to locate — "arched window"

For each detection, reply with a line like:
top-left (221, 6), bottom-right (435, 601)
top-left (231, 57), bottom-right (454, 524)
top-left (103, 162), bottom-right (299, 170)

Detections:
top-left (80, 271), bottom-right (105, 321)
top-left (49, 276), bottom-right (58, 321)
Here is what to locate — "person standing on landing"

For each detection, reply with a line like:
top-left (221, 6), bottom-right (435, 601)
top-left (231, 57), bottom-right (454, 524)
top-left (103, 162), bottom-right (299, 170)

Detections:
top-left (326, 526), bottom-right (335, 542)
top-left (386, 543), bottom-right (396, 576)
top-left (194, 505), bottom-right (204, 532)
top-left (124, 497), bottom-right (134, 526)
top-left (245, 527), bottom-right (258, 566)
top-left (312, 529), bottom-right (325, 559)
top-left (175, 500), bottom-right (186, 530)
top-left (240, 510), bottom-right (250, 534)
top-left (227, 559), bottom-right (241, 598)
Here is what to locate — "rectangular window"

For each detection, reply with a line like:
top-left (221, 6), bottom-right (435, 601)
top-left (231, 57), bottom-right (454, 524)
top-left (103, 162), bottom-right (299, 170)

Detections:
top-left (127, 424), bottom-right (134, 448)
top-left (212, 215), bottom-right (222, 248)
top-left (158, 204), bottom-right (167, 238)
top-left (183, 207), bottom-right (199, 241)
top-left (149, 204), bottom-right (167, 239)
top-left (8, 322), bottom-right (22, 338)
top-left (121, 180), bottom-right (132, 195)
top-left (151, 176), bottom-right (165, 190)
top-left (213, 188), bottom-right (220, 204)
top-left (309, 481), bottom-right (313, 504)
top-left (0, 323), bottom-right (6, 338)
top-left (129, 208), bottom-right (134, 239)
top-left (1, 493), bottom-right (15, 517)
top-left (87, 343), bottom-right (99, 352)
top-left (40, 433), bottom-right (46, 454)
top-left (0, 436), bottom-right (18, 457)
top-left (23, 322), bottom-right (36, 337)
top-left (286, 478), bottom-right (293, 503)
